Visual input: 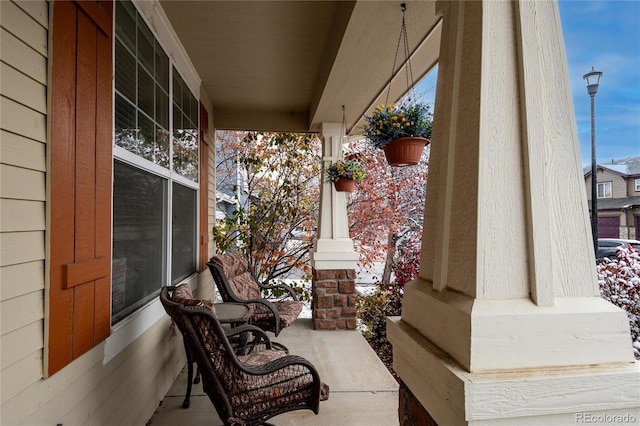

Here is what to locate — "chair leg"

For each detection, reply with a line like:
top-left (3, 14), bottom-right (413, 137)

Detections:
top-left (183, 342), bottom-right (193, 409)
top-left (193, 365), bottom-right (201, 384)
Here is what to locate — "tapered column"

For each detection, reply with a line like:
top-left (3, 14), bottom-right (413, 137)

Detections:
top-left (311, 123), bottom-right (358, 330)
top-left (311, 122), bottom-right (359, 270)
top-left (388, 1), bottom-right (639, 424)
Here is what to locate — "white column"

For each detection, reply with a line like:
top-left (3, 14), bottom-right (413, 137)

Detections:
top-left (388, 1), bottom-right (639, 424)
top-left (311, 122), bottom-right (359, 270)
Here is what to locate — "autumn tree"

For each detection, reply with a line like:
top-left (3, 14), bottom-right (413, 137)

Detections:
top-left (344, 139), bottom-right (429, 283)
top-left (214, 131), bottom-right (321, 289)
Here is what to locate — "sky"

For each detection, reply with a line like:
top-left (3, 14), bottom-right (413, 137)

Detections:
top-left (416, 1), bottom-right (640, 167)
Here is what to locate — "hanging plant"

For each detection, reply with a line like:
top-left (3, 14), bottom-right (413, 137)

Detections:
top-left (361, 3), bottom-right (433, 167)
top-left (362, 101), bottom-right (432, 166)
top-left (326, 160), bottom-right (366, 192)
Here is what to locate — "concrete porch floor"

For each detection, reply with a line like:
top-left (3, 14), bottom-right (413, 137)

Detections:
top-left (147, 319), bottom-right (399, 426)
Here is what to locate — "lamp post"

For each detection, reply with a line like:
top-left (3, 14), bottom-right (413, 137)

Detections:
top-left (583, 67), bottom-right (603, 256)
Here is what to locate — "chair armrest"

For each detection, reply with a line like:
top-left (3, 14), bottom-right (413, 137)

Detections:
top-left (257, 281), bottom-right (299, 301)
top-left (224, 324), bottom-right (273, 353)
top-left (243, 298), bottom-right (282, 336)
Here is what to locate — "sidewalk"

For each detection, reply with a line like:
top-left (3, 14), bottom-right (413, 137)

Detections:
top-left (147, 319), bottom-right (399, 426)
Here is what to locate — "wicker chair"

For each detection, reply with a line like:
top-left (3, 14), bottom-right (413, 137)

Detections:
top-left (208, 252), bottom-right (303, 336)
top-left (160, 287), bottom-right (328, 426)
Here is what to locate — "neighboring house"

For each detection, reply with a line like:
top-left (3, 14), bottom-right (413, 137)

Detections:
top-left (584, 157), bottom-right (640, 239)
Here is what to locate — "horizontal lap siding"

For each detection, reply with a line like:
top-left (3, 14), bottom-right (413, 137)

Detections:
top-left (0, 0), bottom-right (49, 423)
top-left (1, 1), bottom-right (186, 425)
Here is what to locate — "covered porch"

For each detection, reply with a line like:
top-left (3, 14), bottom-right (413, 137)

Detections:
top-left (148, 319), bottom-right (399, 425)
top-left (1, 0), bottom-right (638, 425)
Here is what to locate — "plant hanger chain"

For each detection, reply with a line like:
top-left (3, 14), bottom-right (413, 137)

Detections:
top-left (385, 3), bottom-right (415, 106)
top-left (339, 105), bottom-right (346, 160)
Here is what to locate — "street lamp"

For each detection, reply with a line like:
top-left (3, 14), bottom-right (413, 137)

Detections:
top-left (583, 66), bottom-right (603, 256)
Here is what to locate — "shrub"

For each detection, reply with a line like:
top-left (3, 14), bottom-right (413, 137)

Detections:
top-left (357, 283), bottom-right (404, 371)
top-left (596, 248), bottom-right (640, 359)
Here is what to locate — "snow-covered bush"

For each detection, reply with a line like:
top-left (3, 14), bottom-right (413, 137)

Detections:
top-left (596, 248), bottom-right (640, 359)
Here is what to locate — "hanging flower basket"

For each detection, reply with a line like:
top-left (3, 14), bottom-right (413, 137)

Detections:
top-left (333, 179), bottom-right (356, 192)
top-left (361, 102), bottom-right (432, 167)
top-left (361, 4), bottom-right (434, 168)
top-left (383, 136), bottom-right (430, 167)
top-left (326, 159), bottom-right (365, 192)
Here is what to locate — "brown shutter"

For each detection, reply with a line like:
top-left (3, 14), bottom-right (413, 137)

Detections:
top-left (199, 104), bottom-right (210, 271)
top-left (48, 0), bottom-right (113, 376)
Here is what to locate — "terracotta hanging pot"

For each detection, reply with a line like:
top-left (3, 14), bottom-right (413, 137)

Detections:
top-left (382, 137), bottom-right (430, 167)
top-left (333, 179), bottom-right (356, 192)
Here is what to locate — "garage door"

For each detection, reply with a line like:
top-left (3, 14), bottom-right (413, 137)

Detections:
top-left (598, 216), bottom-right (620, 238)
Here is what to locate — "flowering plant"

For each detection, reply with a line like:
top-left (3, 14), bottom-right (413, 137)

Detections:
top-left (326, 160), bottom-right (366, 183)
top-left (362, 101), bottom-right (432, 149)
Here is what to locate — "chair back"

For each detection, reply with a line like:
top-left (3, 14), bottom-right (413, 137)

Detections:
top-left (159, 286), bottom-right (322, 425)
top-left (160, 287), bottom-right (235, 420)
top-left (209, 252), bottom-right (260, 301)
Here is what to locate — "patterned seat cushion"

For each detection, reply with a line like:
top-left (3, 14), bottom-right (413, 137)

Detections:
top-left (237, 349), bottom-right (330, 402)
top-left (228, 271), bottom-right (260, 300)
top-left (173, 283), bottom-right (215, 313)
top-left (214, 252), bottom-right (249, 279)
top-left (238, 349), bottom-right (287, 366)
top-left (253, 300), bottom-right (302, 328)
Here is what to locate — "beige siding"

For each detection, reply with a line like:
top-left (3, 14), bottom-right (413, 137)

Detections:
top-left (1, 2), bottom-right (187, 425)
top-left (585, 169), bottom-right (628, 200)
top-left (0, 2), bottom-right (49, 421)
top-left (627, 176), bottom-right (640, 197)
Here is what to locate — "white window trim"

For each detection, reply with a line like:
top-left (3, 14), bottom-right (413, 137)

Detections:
top-left (597, 181), bottom-right (612, 199)
top-left (107, 0), bottom-right (202, 362)
top-left (104, 273), bottom-right (198, 364)
top-left (635, 178), bottom-right (640, 192)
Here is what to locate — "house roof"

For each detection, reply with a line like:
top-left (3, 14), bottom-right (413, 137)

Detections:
top-left (588, 196), bottom-right (640, 211)
top-left (158, 1), bottom-right (441, 134)
top-left (583, 156), bottom-right (640, 177)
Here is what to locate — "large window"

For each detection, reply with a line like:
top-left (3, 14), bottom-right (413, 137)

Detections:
top-left (635, 178), bottom-right (640, 192)
top-left (113, 0), bottom-right (199, 323)
top-left (597, 181), bottom-right (612, 198)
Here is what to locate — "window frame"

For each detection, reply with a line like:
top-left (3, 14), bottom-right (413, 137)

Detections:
top-left (635, 178), bottom-right (640, 192)
top-left (597, 181), bottom-right (612, 199)
top-left (105, 0), bottom-right (202, 361)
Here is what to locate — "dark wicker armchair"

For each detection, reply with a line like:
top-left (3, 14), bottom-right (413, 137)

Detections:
top-left (160, 287), bottom-right (328, 426)
top-left (208, 252), bottom-right (303, 336)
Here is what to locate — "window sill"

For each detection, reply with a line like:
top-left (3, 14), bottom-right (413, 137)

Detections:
top-left (103, 273), bottom-right (198, 364)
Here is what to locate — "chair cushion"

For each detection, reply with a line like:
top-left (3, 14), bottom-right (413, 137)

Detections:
top-left (253, 300), bottom-right (302, 328)
top-left (237, 349), bottom-right (330, 401)
top-left (213, 252), bottom-right (249, 279)
top-left (173, 283), bottom-right (216, 313)
top-left (229, 271), bottom-right (260, 300)
top-left (173, 283), bottom-right (193, 299)
top-left (237, 349), bottom-right (287, 367)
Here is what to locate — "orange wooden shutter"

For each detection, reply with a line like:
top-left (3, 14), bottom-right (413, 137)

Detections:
top-left (199, 104), bottom-right (210, 271)
top-left (48, 0), bottom-right (113, 376)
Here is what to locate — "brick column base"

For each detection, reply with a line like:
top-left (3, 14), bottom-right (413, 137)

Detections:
top-left (311, 268), bottom-right (357, 330)
top-left (398, 380), bottom-right (439, 426)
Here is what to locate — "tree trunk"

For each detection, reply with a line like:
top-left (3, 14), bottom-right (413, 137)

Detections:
top-left (381, 232), bottom-right (397, 284)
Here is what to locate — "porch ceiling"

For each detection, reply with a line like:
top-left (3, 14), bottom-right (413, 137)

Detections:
top-left (159, 1), bottom-right (440, 134)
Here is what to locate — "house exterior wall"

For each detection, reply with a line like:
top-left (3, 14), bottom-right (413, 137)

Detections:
top-left (585, 168), bottom-right (627, 200)
top-left (1, 1), bottom-right (215, 424)
top-left (584, 167), bottom-right (640, 239)
top-left (628, 176), bottom-right (640, 197)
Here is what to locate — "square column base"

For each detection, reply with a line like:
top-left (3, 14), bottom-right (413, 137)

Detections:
top-left (388, 317), bottom-right (640, 425)
top-left (311, 268), bottom-right (358, 330)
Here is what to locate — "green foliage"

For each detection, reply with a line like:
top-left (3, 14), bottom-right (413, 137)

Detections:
top-left (326, 160), bottom-right (366, 183)
top-left (361, 101), bottom-right (432, 149)
top-left (357, 284), bottom-right (404, 354)
top-left (214, 131), bottom-right (320, 295)
top-left (263, 279), bottom-right (312, 304)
